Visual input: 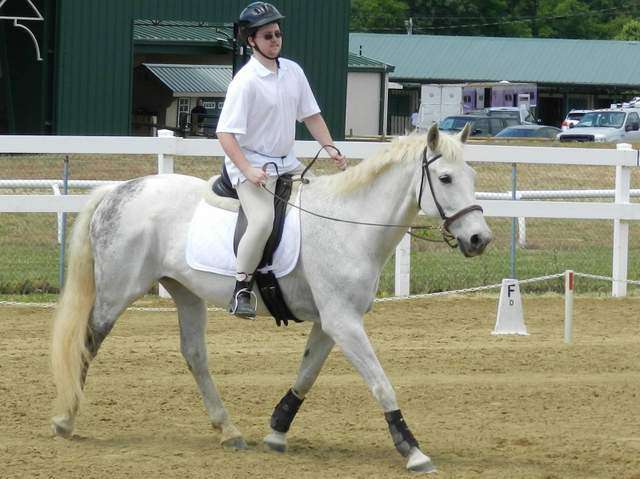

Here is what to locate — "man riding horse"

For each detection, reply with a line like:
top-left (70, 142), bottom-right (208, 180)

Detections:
top-left (216, 2), bottom-right (347, 319)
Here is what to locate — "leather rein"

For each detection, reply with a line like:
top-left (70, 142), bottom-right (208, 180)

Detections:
top-left (262, 144), bottom-right (483, 248)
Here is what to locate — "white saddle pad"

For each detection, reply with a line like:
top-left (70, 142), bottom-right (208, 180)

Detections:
top-left (186, 198), bottom-right (301, 278)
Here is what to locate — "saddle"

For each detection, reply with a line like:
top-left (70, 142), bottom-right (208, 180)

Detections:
top-left (212, 166), bottom-right (302, 326)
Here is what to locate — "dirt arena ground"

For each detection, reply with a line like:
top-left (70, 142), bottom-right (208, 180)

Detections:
top-left (1, 295), bottom-right (640, 479)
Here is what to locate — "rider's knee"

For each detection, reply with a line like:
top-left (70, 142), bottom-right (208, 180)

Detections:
top-left (247, 217), bottom-right (274, 238)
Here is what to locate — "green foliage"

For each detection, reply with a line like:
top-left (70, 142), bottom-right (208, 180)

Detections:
top-left (615, 19), bottom-right (640, 40)
top-left (350, 0), bottom-right (409, 32)
top-left (351, 0), bottom-right (637, 39)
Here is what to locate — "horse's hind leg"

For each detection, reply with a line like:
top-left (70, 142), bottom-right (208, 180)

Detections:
top-left (51, 290), bottom-right (134, 437)
top-left (160, 278), bottom-right (246, 449)
top-left (264, 322), bottom-right (334, 452)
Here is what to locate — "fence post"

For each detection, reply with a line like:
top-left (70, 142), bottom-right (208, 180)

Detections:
top-left (509, 163), bottom-right (518, 278)
top-left (157, 129), bottom-right (175, 174)
top-left (564, 270), bottom-right (574, 344)
top-left (157, 130), bottom-right (174, 299)
top-left (394, 232), bottom-right (411, 296)
top-left (612, 143), bottom-right (632, 297)
top-left (517, 216), bottom-right (526, 248)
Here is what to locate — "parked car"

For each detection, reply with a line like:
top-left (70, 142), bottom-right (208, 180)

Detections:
top-left (561, 109), bottom-right (589, 130)
top-left (482, 106), bottom-right (538, 125)
top-left (495, 124), bottom-right (561, 139)
top-left (438, 115), bottom-right (519, 137)
top-left (556, 108), bottom-right (640, 143)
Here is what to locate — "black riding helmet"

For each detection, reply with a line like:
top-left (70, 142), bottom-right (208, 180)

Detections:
top-left (238, 2), bottom-right (284, 46)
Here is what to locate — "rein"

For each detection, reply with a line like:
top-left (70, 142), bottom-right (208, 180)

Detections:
top-left (261, 145), bottom-right (483, 248)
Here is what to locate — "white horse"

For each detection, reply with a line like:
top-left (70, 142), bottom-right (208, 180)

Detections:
top-left (51, 124), bottom-right (491, 473)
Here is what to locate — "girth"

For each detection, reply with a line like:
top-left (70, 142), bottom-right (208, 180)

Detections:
top-left (211, 165), bottom-right (302, 326)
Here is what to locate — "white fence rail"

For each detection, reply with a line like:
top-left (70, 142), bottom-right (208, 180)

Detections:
top-left (1, 133), bottom-right (638, 297)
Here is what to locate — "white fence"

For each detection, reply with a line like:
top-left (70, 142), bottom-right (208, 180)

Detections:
top-left (1, 133), bottom-right (638, 297)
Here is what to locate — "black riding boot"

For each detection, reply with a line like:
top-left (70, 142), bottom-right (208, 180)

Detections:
top-left (228, 279), bottom-right (256, 319)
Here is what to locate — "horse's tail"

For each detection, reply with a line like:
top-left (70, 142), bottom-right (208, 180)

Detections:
top-left (51, 185), bottom-right (114, 420)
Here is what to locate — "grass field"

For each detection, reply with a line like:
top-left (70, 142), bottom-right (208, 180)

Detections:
top-left (1, 142), bottom-right (639, 297)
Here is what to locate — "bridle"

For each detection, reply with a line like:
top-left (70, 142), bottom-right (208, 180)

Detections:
top-left (261, 144), bottom-right (484, 248)
top-left (417, 146), bottom-right (484, 247)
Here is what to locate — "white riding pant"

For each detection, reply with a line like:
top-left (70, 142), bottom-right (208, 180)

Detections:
top-left (235, 165), bottom-right (306, 279)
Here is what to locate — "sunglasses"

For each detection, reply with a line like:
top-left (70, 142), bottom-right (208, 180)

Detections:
top-left (260, 31), bottom-right (282, 41)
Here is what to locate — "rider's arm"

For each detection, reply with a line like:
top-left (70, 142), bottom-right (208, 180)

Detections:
top-left (303, 113), bottom-right (347, 170)
top-left (217, 132), bottom-right (266, 186)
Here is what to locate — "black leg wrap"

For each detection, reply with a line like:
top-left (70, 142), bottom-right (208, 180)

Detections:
top-left (270, 389), bottom-right (304, 433)
top-left (385, 409), bottom-right (419, 457)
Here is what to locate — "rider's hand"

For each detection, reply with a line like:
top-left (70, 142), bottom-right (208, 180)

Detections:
top-left (329, 149), bottom-right (347, 170)
top-left (243, 166), bottom-right (268, 186)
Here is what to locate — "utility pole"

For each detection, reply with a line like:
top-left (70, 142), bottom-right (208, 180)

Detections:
top-left (405, 17), bottom-right (413, 35)
top-left (531, 0), bottom-right (539, 36)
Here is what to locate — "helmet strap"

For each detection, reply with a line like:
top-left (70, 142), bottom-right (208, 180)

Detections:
top-left (249, 40), bottom-right (280, 65)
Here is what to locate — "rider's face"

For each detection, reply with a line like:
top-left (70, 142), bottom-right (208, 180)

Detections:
top-left (250, 23), bottom-right (282, 58)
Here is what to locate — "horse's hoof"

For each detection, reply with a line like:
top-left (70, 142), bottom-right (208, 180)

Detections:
top-left (51, 415), bottom-right (74, 438)
top-left (221, 436), bottom-right (248, 450)
top-left (407, 449), bottom-right (436, 473)
top-left (407, 461), bottom-right (436, 473)
top-left (263, 431), bottom-right (287, 453)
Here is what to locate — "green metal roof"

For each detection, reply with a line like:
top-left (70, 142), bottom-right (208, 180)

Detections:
top-left (143, 64), bottom-right (231, 95)
top-left (133, 20), bottom-right (233, 47)
top-left (349, 33), bottom-right (640, 87)
top-left (348, 52), bottom-right (394, 72)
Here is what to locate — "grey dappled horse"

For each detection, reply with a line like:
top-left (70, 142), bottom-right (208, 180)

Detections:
top-left (51, 124), bottom-right (491, 473)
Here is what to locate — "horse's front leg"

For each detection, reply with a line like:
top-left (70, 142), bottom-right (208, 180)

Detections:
top-left (264, 322), bottom-right (335, 452)
top-left (321, 309), bottom-right (436, 473)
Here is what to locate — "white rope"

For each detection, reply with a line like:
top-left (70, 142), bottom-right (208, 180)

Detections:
top-left (374, 272), bottom-right (565, 303)
top-left (574, 272), bottom-right (640, 286)
top-left (0, 300), bottom-right (226, 312)
top-left (1, 272), bottom-right (636, 310)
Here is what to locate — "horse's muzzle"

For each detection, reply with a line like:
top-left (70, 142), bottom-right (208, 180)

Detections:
top-left (458, 230), bottom-right (492, 257)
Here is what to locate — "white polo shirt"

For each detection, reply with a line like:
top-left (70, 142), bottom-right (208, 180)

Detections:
top-left (216, 56), bottom-right (321, 185)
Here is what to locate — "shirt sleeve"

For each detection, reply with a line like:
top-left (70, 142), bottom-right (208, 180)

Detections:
top-left (216, 77), bottom-right (250, 135)
top-left (296, 68), bottom-right (321, 122)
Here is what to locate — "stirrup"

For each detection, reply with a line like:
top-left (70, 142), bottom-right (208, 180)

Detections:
top-left (229, 288), bottom-right (257, 319)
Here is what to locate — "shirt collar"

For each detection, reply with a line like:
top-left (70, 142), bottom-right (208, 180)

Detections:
top-left (249, 55), bottom-right (287, 77)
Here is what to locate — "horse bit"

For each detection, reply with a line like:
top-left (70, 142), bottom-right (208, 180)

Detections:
top-left (261, 144), bottom-right (484, 248)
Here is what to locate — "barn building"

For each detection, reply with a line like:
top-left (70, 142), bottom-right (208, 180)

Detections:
top-left (349, 33), bottom-right (640, 133)
top-left (1, 0), bottom-right (350, 138)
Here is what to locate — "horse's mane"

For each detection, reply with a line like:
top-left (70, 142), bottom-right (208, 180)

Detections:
top-left (324, 131), bottom-right (464, 195)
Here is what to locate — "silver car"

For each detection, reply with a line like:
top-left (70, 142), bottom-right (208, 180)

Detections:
top-left (557, 109), bottom-right (640, 143)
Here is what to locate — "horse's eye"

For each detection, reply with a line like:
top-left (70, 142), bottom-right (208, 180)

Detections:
top-left (439, 174), bottom-right (452, 184)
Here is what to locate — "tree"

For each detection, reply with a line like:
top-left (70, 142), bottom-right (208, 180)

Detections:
top-left (615, 19), bottom-right (640, 41)
top-left (350, 0), bottom-right (640, 40)
top-left (350, 0), bottom-right (409, 32)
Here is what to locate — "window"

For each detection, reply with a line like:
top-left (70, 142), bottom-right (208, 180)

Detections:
top-left (177, 98), bottom-right (191, 124)
top-left (489, 119), bottom-right (506, 135)
top-left (473, 119), bottom-right (489, 136)
top-left (576, 111), bottom-right (625, 128)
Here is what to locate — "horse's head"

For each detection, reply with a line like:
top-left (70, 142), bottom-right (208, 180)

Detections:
top-left (415, 123), bottom-right (492, 257)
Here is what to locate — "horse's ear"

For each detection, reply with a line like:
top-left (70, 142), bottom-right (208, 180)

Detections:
top-left (427, 123), bottom-right (440, 151)
top-left (459, 122), bottom-right (471, 143)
